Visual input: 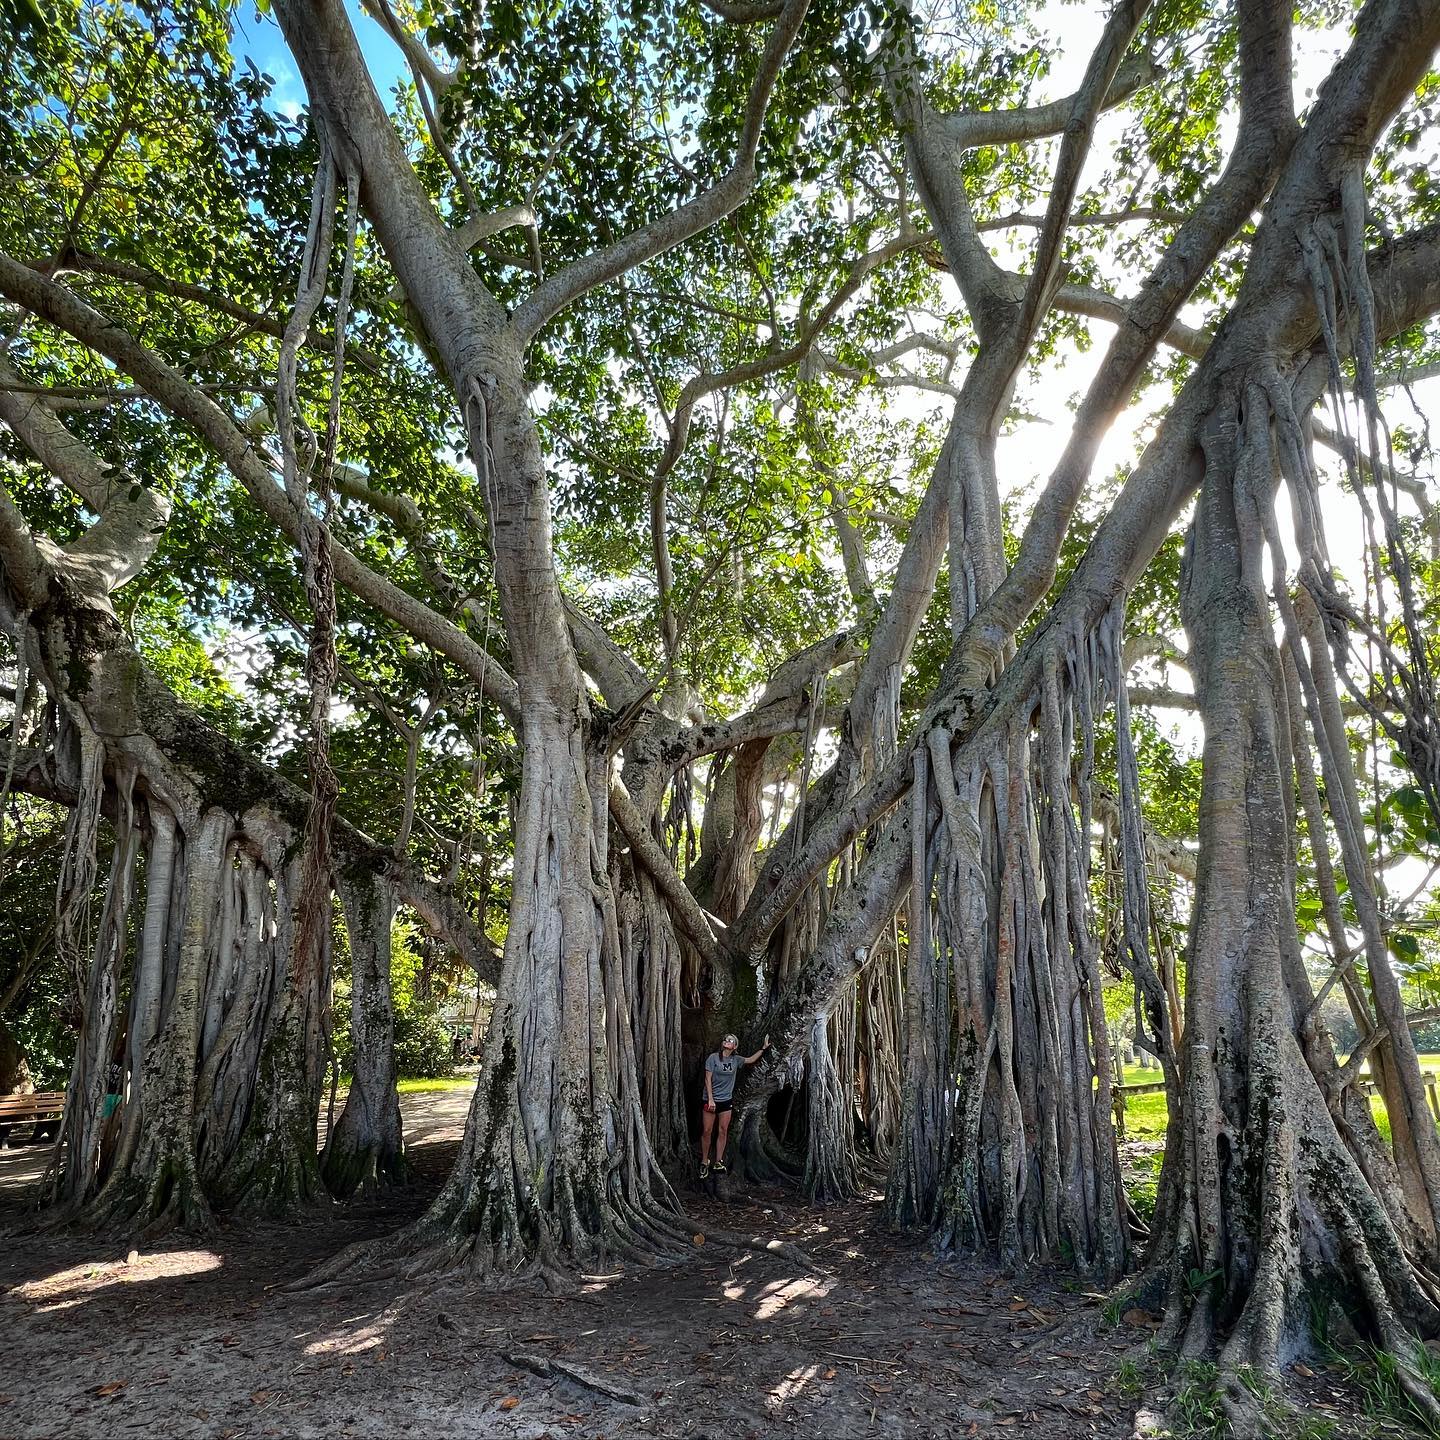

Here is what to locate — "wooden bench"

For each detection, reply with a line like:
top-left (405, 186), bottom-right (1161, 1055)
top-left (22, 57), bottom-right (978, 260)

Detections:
top-left (1355, 1070), bottom-right (1440, 1122)
top-left (0, 1091), bottom-right (64, 1146)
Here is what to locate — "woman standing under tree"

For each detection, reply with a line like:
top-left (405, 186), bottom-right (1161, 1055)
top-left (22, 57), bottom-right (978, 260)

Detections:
top-left (700, 1034), bottom-right (769, 1178)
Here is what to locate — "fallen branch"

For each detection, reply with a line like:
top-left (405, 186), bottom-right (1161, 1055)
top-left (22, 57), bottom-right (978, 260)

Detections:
top-left (699, 1225), bottom-right (827, 1273)
top-left (501, 1350), bottom-right (646, 1405)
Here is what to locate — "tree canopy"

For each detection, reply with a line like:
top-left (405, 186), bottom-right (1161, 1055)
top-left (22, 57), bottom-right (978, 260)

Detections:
top-left (2, 0), bottom-right (1440, 1429)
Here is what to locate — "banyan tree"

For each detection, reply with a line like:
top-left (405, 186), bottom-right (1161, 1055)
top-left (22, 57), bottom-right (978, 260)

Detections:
top-left (2, 0), bottom-right (1440, 1426)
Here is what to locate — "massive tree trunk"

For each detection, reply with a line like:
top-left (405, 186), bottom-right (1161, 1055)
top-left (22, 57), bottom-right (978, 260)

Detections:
top-left (96, 804), bottom-right (232, 1233)
top-left (411, 393), bottom-right (686, 1265)
top-left (261, 4), bottom-right (690, 1256)
top-left (211, 860), bottom-right (331, 1217)
top-left (1152, 361), bottom-right (1440, 1431)
top-left (310, 700), bottom-right (686, 1281)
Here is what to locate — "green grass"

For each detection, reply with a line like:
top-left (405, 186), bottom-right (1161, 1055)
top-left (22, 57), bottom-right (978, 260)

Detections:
top-left (1110, 1054), bottom-right (1440, 1147)
top-left (1120, 1089), bottom-right (1170, 1139)
top-left (396, 1075), bottom-right (477, 1094)
top-left (1109, 1063), bottom-right (1170, 1139)
top-left (331, 1074), bottom-right (478, 1095)
top-left (1141, 1358), bottom-right (1343, 1440)
top-left (1168, 1359), bottom-right (1227, 1438)
top-left (1319, 1340), bottom-right (1440, 1438)
top-left (1117, 1061), bottom-right (1167, 1086)
top-left (1113, 1357), bottom-right (1145, 1397)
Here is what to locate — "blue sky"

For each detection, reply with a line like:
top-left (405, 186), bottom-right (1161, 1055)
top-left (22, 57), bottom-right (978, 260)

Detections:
top-left (230, 1), bottom-right (407, 120)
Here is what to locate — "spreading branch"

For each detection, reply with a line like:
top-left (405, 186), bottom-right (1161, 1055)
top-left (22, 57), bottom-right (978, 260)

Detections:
top-left (0, 252), bottom-right (524, 726)
top-left (511, 0), bottom-right (812, 341)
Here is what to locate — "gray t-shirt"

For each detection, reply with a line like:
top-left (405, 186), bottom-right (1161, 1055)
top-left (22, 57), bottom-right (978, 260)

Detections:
top-left (705, 1050), bottom-right (743, 1102)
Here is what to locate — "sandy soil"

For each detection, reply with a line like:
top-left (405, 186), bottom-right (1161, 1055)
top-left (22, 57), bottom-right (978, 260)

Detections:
top-left (1, 1091), bottom-right (1374, 1440)
top-left (0, 1089), bottom-right (1150, 1439)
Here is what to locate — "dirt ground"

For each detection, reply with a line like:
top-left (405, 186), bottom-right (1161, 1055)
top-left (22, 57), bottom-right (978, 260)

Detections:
top-left (0, 1091), bottom-right (1382, 1440)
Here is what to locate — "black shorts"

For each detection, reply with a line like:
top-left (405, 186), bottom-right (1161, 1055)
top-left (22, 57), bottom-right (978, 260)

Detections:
top-left (708, 1100), bottom-right (733, 1115)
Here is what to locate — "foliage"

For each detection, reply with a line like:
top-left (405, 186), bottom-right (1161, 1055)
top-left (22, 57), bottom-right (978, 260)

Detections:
top-left (392, 1003), bottom-right (456, 1081)
top-left (332, 915), bottom-right (456, 1080)
top-left (5, 961), bottom-right (74, 1090)
top-left (0, 796), bottom-right (74, 1089)
top-left (1318, 1340), bottom-right (1440, 1439)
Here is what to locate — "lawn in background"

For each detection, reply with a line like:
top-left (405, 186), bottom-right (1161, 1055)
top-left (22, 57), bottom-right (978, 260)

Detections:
top-left (329, 1073), bottom-right (479, 1097)
top-left (397, 1074), bottom-right (479, 1094)
top-left (1110, 1052), bottom-right (1440, 1145)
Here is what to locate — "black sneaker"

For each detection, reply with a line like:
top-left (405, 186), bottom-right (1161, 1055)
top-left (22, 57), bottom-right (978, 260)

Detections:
top-left (699, 1160), bottom-right (711, 1180)
top-left (712, 1160), bottom-right (727, 1175)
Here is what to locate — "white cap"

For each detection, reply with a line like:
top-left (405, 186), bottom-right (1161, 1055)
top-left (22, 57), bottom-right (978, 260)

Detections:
top-left (722, 1033), bottom-right (739, 1048)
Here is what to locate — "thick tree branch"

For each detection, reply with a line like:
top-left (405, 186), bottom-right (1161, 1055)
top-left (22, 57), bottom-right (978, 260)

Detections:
top-left (511, 0), bottom-right (812, 341)
top-left (901, 36), bottom-right (1159, 335)
top-left (698, 0), bottom-right (783, 19)
top-left (386, 204), bottom-right (543, 300)
top-left (0, 253), bottom-right (524, 726)
top-left (1012, 0), bottom-right (1154, 350)
top-left (977, 204), bottom-right (1189, 232)
top-left (566, 598), bottom-right (651, 711)
top-left (936, 52), bottom-right (1161, 147)
top-left (669, 628), bottom-right (857, 768)
top-left (0, 354), bottom-right (171, 594)
top-left (0, 475), bottom-right (51, 608)
top-left (1054, 282), bottom-right (1210, 358)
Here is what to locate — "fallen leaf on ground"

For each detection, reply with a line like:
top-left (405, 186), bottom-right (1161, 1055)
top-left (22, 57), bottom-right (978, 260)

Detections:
top-left (498, 1396), bottom-right (520, 1411)
top-left (93, 1381), bottom-right (128, 1397)
top-left (1122, 1308), bottom-right (1161, 1329)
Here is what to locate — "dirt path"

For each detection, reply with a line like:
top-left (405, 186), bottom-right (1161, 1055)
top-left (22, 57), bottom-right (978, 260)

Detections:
top-left (0, 1091), bottom-right (1148, 1439)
